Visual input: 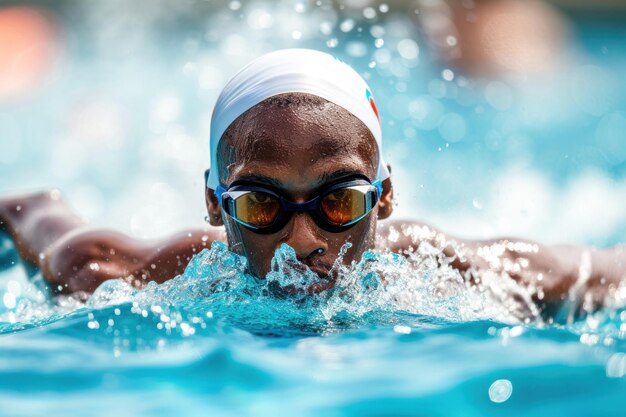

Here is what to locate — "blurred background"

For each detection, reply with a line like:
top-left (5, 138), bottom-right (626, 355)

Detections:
top-left (0, 0), bottom-right (625, 247)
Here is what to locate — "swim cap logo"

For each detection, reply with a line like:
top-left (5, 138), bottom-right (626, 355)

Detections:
top-left (365, 88), bottom-right (380, 122)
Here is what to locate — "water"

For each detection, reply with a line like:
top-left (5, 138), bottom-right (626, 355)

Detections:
top-left (2, 237), bottom-right (626, 416)
top-left (2, 1), bottom-right (626, 415)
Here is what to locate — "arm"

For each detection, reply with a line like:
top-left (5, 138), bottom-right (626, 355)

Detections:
top-left (1, 191), bottom-right (226, 294)
top-left (379, 219), bottom-right (626, 316)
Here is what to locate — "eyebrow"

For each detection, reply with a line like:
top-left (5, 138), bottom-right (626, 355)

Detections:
top-left (315, 169), bottom-right (362, 185)
top-left (232, 174), bottom-right (285, 189)
top-left (233, 169), bottom-right (364, 191)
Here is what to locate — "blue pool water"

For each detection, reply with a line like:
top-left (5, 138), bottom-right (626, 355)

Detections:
top-left (2, 1), bottom-right (626, 416)
top-left (2, 236), bottom-right (626, 416)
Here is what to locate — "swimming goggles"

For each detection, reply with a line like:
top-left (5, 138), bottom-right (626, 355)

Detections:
top-left (215, 176), bottom-right (383, 234)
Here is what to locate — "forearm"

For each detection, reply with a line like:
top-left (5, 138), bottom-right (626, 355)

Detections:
top-left (380, 220), bottom-right (626, 314)
top-left (459, 239), bottom-right (626, 314)
top-left (0, 191), bottom-right (86, 265)
top-left (1, 190), bottom-right (225, 293)
top-left (43, 227), bottom-right (225, 294)
top-left (137, 228), bottom-right (224, 284)
top-left (553, 244), bottom-right (626, 308)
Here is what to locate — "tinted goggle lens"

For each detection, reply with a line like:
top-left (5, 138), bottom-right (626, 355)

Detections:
top-left (319, 186), bottom-right (373, 226)
top-left (228, 192), bottom-right (281, 227)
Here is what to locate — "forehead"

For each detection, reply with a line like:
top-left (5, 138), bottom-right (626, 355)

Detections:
top-left (219, 94), bottom-right (379, 191)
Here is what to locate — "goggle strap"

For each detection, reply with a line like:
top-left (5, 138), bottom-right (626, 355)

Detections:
top-left (215, 184), bottom-right (227, 204)
top-left (371, 178), bottom-right (383, 199)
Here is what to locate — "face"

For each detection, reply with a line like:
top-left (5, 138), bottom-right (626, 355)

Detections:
top-left (206, 93), bottom-right (393, 291)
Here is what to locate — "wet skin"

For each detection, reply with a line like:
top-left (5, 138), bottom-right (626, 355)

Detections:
top-left (1, 92), bottom-right (625, 317)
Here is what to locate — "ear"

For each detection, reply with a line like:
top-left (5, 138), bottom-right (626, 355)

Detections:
top-left (377, 165), bottom-right (393, 220)
top-left (204, 169), bottom-right (224, 226)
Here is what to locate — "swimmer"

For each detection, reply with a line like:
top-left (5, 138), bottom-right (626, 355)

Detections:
top-left (0, 49), bottom-right (624, 316)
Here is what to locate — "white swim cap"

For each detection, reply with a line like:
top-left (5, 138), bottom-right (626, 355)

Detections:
top-left (207, 48), bottom-right (390, 189)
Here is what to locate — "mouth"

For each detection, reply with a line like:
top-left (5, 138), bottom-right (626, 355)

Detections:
top-left (278, 261), bottom-right (336, 294)
top-left (306, 278), bottom-right (335, 294)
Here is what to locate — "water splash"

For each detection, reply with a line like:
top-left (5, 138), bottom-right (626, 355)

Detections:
top-left (3, 237), bottom-right (626, 344)
top-left (1, 239), bottom-right (536, 334)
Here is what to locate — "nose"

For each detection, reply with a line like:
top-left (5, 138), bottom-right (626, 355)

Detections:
top-left (283, 213), bottom-right (328, 260)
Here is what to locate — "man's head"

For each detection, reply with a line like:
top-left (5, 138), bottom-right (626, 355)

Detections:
top-left (204, 49), bottom-right (393, 288)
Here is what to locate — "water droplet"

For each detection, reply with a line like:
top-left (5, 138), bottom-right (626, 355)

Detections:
top-left (409, 95), bottom-right (444, 130)
top-left (228, 0), bottom-right (241, 10)
top-left (438, 113), bottom-right (466, 142)
top-left (291, 30), bottom-right (302, 40)
top-left (319, 21), bottom-right (333, 35)
top-left (489, 379), bottom-right (513, 403)
top-left (246, 9), bottom-right (274, 30)
top-left (374, 48), bottom-right (391, 64)
top-left (2, 293), bottom-right (16, 309)
top-left (393, 325), bottom-right (412, 334)
top-left (397, 39), bottom-right (419, 60)
top-left (346, 41), bottom-right (367, 58)
top-left (606, 352), bottom-right (626, 378)
top-left (339, 19), bottom-right (355, 32)
top-left (442, 68), bottom-right (454, 81)
top-left (509, 326), bottom-right (523, 337)
top-left (326, 38), bottom-right (338, 48)
top-left (294, 1), bottom-right (306, 13)
top-left (50, 189), bottom-right (61, 200)
top-left (485, 81), bottom-right (513, 111)
top-left (363, 7), bottom-right (376, 19)
top-left (370, 25), bottom-right (385, 38)
top-left (379, 3), bottom-right (389, 13)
